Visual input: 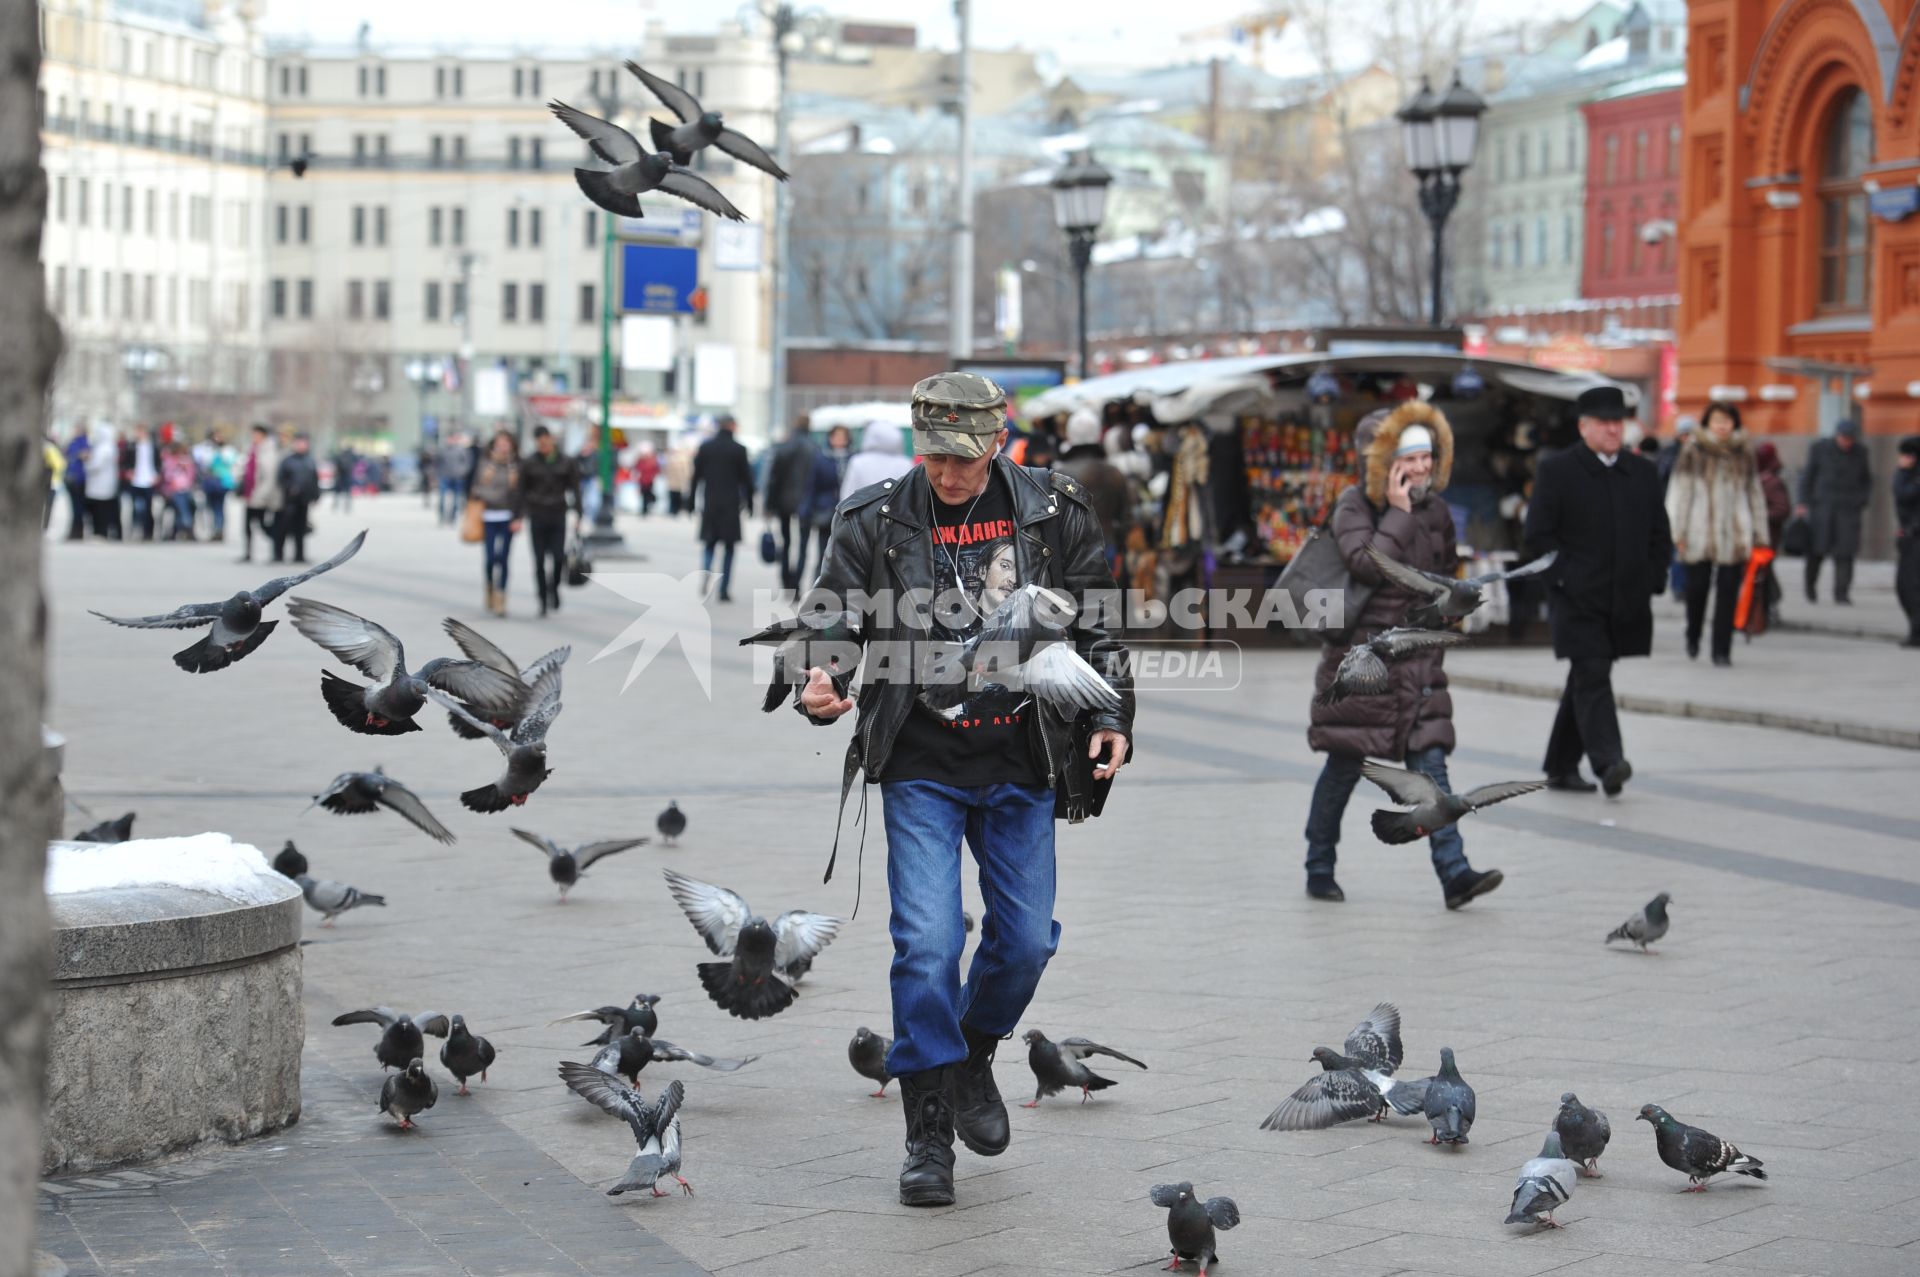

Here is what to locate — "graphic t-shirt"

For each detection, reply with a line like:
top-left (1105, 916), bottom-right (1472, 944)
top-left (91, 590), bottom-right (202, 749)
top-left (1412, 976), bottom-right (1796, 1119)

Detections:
top-left (883, 474), bottom-right (1043, 787)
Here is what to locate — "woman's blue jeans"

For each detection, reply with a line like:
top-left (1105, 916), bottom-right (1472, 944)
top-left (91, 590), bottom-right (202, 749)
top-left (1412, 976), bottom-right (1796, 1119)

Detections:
top-left (1304, 746), bottom-right (1468, 883)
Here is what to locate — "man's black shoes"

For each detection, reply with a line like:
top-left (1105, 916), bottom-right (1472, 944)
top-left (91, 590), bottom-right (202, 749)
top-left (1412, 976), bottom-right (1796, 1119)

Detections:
top-left (1546, 772), bottom-right (1598, 793)
top-left (952, 1026), bottom-right (1010, 1157)
top-left (1306, 875), bottom-right (1345, 902)
top-left (898, 1068), bottom-right (956, 1206)
top-left (1443, 867), bottom-right (1504, 911)
top-left (1601, 758), bottom-right (1633, 796)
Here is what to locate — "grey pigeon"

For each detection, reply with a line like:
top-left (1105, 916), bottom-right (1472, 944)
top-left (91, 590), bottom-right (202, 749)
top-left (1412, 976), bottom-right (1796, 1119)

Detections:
top-left (849, 1026), bottom-right (894, 1098)
top-left (1366, 545), bottom-right (1558, 628)
top-left (332, 1007), bottom-right (450, 1071)
top-left (311, 768), bottom-right (455, 844)
top-left (558, 1064), bottom-right (690, 1197)
top-left (1360, 761), bottom-right (1543, 845)
top-left (656, 801), bottom-right (686, 844)
top-left (740, 609), bottom-right (863, 712)
top-left (1020, 1030), bottom-right (1147, 1107)
top-left (286, 598), bottom-right (526, 735)
top-left (622, 60), bottom-right (789, 180)
top-left (439, 1014), bottom-right (497, 1096)
top-left (663, 869), bottom-right (841, 1020)
top-left (549, 100), bottom-right (745, 221)
top-left (378, 1057), bottom-right (437, 1130)
top-left (1555, 1092), bottom-right (1611, 1177)
top-left (425, 662), bottom-right (563, 813)
top-left (919, 584), bottom-right (1121, 716)
top-left (72, 812), bottom-right (135, 843)
top-left (1606, 892), bottom-right (1672, 952)
top-left (440, 619), bottom-right (569, 740)
top-left (1638, 1104), bottom-right (1766, 1190)
top-left (295, 873), bottom-right (385, 927)
top-left (513, 827), bottom-right (648, 901)
top-left (1149, 1182), bottom-right (1239, 1276)
top-left (1411, 1047), bottom-right (1475, 1146)
top-left (1261, 1003), bottom-right (1411, 1130)
top-left (549, 994), bottom-right (661, 1046)
top-left (587, 1028), bottom-right (758, 1086)
top-left (90, 530), bottom-right (366, 672)
top-left (1315, 626), bottom-right (1469, 706)
top-left (1505, 1131), bottom-right (1578, 1228)
top-left (271, 840), bottom-right (308, 878)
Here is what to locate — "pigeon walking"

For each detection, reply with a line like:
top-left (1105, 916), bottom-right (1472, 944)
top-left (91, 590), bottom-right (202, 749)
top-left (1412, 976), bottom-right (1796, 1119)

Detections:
top-left (740, 609), bottom-right (863, 712)
top-left (332, 1008), bottom-right (450, 1071)
top-left (1410, 1047), bottom-right (1475, 1146)
top-left (558, 1064), bottom-right (690, 1197)
top-left (622, 60), bottom-right (788, 179)
top-left (550, 100), bottom-right (746, 221)
top-left (1505, 1131), bottom-right (1579, 1228)
top-left (587, 1028), bottom-right (757, 1087)
top-left (90, 530), bottom-right (367, 672)
top-left (1149, 1183), bottom-right (1239, 1276)
top-left (439, 1014), bottom-right (497, 1096)
top-left (286, 598), bottom-right (526, 736)
top-left (656, 802), bottom-right (686, 844)
top-left (549, 994), bottom-right (661, 1046)
top-left (663, 869), bottom-right (841, 1020)
top-left (513, 827), bottom-right (648, 901)
top-left (1638, 1104), bottom-right (1766, 1190)
top-left (311, 768), bottom-right (455, 845)
top-left (1554, 1092), bottom-right (1611, 1177)
top-left (271, 840), bottom-right (308, 878)
top-left (1261, 1003), bottom-right (1409, 1130)
top-left (425, 665), bottom-right (562, 813)
top-left (440, 619), bottom-right (569, 740)
top-left (1606, 893), bottom-right (1672, 952)
top-left (378, 1058), bottom-right (437, 1130)
top-left (296, 874), bottom-right (385, 927)
top-left (1360, 762), bottom-right (1543, 845)
top-left (1020, 1030), bottom-right (1147, 1106)
top-left (918, 584), bottom-right (1122, 716)
top-left (1315, 626), bottom-right (1469, 706)
top-left (72, 812), bottom-right (135, 843)
top-left (1366, 545), bottom-right (1558, 629)
top-left (849, 1027), bottom-right (894, 1098)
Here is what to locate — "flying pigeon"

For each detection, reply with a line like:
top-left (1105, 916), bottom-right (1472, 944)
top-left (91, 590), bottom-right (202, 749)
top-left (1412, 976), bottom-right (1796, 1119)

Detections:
top-left (656, 802), bottom-right (686, 844)
top-left (1149, 1182), bottom-right (1239, 1276)
top-left (1638, 1104), bottom-right (1766, 1190)
top-left (1360, 761), bottom-right (1543, 844)
top-left (1555, 1092), bottom-right (1611, 1177)
top-left (425, 664), bottom-right (563, 813)
top-left (286, 598), bottom-right (526, 735)
top-left (1260, 1002), bottom-right (1410, 1130)
top-left (1505, 1131), bottom-right (1579, 1228)
top-left (919, 584), bottom-right (1122, 716)
top-left (849, 1027), bottom-right (894, 1098)
top-left (331, 1007), bottom-right (451, 1071)
top-left (1411, 1047), bottom-right (1476, 1146)
top-left (512, 827), bottom-right (648, 901)
top-left (1606, 892), bottom-right (1672, 952)
top-left (549, 100), bottom-right (746, 221)
top-left (558, 1064), bottom-right (690, 1197)
top-left (587, 1028), bottom-right (758, 1087)
top-left (740, 608), bottom-right (863, 712)
top-left (378, 1058), bottom-right (437, 1130)
top-left (439, 1014), bottom-right (497, 1096)
top-left (89, 530), bottom-right (367, 673)
top-left (1315, 627), bottom-right (1469, 706)
top-left (441, 619), bottom-right (569, 740)
top-left (1366, 545), bottom-right (1559, 629)
top-left (311, 768), bottom-right (455, 845)
top-left (295, 874), bottom-right (385, 927)
top-left (663, 869), bottom-right (842, 1020)
top-left (72, 812), bottom-right (135, 844)
top-left (622, 60), bottom-right (789, 179)
top-left (1020, 1030), bottom-right (1147, 1107)
top-left (548, 994), bottom-right (661, 1046)
top-left (271, 840), bottom-right (308, 879)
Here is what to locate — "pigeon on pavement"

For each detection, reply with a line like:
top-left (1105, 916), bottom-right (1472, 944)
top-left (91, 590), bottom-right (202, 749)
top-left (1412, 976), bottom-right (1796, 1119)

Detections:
top-left (425, 664), bottom-right (562, 813)
top-left (1555, 1092), bottom-right (1612, 1177)
top-left (918, 584), bottom-right (1122, 716)
top-left (295, 874), bottom-right (385, 927)
top-left (1638, 1104), bottom-right (1767, 1190)
top-left (558, 1064), bottom-right (690, 1197)
top-left (550, 100), bottom-right (746, 221)
top-left (1149, 1182), bottom-right (1239, 1276)
top-left (1315, 627), bottom-right (1469, 706)
top-left (587, 1028), bottom-right (758, 1087)
top-left (440, 619), bottom-right (569, 740)
top-left (849, 1027), bottom-right (894, 1098)
top-left (656, 802), bottom-right (687, 844)
top-left (1505, 1131), bottom-right (1579, 1228)
top-left (548, 994), bottom-right (662, 1046)
top-left (90, 530), bottom-right (367, 672)
top-left (663, 868), bottom-right (842, 1020)
top-left (1020, 1030), bottom-right (1147, 1106)
top-left (622, 61), bottom-right (789, 179)
top-left (1360, 762), bottom-right (1543, 845)
top-left (311, 768), bottom-right (455, 844)
top-left (332, 1007), bottom-right (451, 1071)
top-left (1411, 1047), bottom-right (1476, 1146)
top-left (439, 1014), bottom-right (497, 1096)
top-left (378, 1058), bottom-right (437, 1130)
top-left (740, 609), bottom-right (863, 712)
top-left (72, 812), bottom-right (136, 843)
top-left (513, 827), bottom-right (648, 901)
top-left (1261, 1003), bottom-right (1412, 1130)
top-left (1365, 545), bottom-right (1558, 629)
top-left (287, 598), bottom-right (526, 735)
top-left (1607, 893), bottom-right (1673, 952)
top-left (271, 840), bottom-right (308, 878)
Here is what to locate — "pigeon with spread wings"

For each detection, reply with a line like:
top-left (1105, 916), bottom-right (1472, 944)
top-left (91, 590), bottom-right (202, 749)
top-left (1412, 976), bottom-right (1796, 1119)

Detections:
top-left (919, 584), bottom-right (1122, 716)
top-left (286, 598), bottom-right (527, 735)
top-left (1020, 1030), bottom-right (1148, 1106)
top-left (548, 994), bottom-right (661, 1046)
top-left (662, 868), bottom-right (842, 1020)
top-left (311, 768), bottom-right (455, 844)
top-left (1260, 1002), bottom-right (1411, 1131)
top-left (513, 827), bottom-right (648, 901)
top-left (1360, 761), bottom-right (1543, 845)
top-left (441, 619), bottom-right (569, 740)
top-left (424, 663), bottom-right (563, 813)
top-left (1316, 626), bottom-right (1469, 706)
top-left (331, 1007), bottom-right (450, 1071)
top-left (622, 60), bottom-right (789, 179)
top-left (558, 1065), bottom-right (691, 1197)
top-left (549, 99), bottom-right (746, 221)
top-left (1365, 545), bottom-right (1559, 629)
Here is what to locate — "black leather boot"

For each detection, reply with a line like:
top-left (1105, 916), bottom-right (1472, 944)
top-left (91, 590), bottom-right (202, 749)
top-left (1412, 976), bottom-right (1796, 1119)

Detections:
top-left (897, 1068), bottom-right (956, 1206)
top-left (952, 1026), bottom-right (1010, 1157)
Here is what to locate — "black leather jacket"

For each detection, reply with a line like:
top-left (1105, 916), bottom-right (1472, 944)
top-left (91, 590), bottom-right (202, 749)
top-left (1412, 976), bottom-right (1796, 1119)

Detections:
top-left (799, 457), bottom-right (1134, 816)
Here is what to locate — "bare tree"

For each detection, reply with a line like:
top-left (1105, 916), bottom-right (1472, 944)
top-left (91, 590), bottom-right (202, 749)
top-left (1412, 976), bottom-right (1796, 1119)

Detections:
top-left (788, 155), bottom-right (950, 343)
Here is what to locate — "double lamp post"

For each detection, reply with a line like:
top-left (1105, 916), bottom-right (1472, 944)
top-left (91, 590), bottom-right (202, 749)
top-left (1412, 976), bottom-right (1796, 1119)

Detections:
top-left (1396, 72), bottom-right (1486, 328)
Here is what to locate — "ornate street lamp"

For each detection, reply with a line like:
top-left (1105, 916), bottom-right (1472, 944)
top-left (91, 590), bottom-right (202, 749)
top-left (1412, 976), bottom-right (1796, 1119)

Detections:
top-left (1050, 150), bottom-right (1112, 381)
top-left (1399, 72), bottom-right (1486, 327)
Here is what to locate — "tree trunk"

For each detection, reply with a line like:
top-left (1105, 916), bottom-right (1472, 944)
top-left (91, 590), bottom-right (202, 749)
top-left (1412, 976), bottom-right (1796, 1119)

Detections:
top-left (0, 1), bottom-right (64, 1267)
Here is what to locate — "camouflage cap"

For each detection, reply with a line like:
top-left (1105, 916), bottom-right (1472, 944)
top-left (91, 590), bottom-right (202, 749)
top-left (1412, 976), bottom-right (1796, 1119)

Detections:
top-left (910, 371), bottom-right (1007, 458)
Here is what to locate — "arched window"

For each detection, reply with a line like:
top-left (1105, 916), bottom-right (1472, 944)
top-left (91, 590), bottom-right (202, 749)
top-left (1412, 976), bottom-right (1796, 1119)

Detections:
top-left (1818, 89), bottom-right (1872, 312)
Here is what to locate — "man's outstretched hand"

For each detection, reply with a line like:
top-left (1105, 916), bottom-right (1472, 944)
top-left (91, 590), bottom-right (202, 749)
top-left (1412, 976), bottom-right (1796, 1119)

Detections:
top-left (1089, 729), bottom-right (1129, 782)
top-left (800, 666), bottom-right (855, 720)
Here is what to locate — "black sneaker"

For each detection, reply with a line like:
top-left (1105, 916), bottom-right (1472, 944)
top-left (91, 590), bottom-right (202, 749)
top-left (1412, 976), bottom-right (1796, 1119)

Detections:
top-left (1601, 758), bottom-right (1633, 796)
top-left (952, 1027), bottom-right (1009, 1157)
top-left (897, 1068), bottom-right (956, 1207)
top-left (1444, 868), bottom-right (1504, 911)
top-left (1306, 875), bottom-right (1345, 902)
top-left (1545, 773), bottom-right (1597, 793)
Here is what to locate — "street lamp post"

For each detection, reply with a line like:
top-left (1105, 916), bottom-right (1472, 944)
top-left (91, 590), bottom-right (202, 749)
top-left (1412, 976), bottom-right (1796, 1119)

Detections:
top-left (1398, 72), bottom-right (1486, 328)
top-left (584, 80), bottom-right (630, 553)
top-left (761, 4), bottom-right (834, 441)
top-left (122, 346), bottom-right (163, 424)
top-left (1049, 152), bottom-right (1112, 382)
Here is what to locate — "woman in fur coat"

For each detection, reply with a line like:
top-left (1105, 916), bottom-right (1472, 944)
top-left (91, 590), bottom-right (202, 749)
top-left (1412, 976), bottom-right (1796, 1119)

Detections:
top-left (1664, 402), bottom-right (1770, 665)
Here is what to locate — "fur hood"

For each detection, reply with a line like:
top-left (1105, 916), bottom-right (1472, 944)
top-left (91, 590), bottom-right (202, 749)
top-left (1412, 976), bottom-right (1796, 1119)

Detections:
top-left (1665, 429), bottom-right (1769, 564)
top-left (1361, 400), bottom-right (1454, 506)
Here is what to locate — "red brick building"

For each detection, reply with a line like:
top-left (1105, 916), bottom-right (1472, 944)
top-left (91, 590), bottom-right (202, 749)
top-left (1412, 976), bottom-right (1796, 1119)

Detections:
top-left (1582, 76), bottom-right (1684, 299)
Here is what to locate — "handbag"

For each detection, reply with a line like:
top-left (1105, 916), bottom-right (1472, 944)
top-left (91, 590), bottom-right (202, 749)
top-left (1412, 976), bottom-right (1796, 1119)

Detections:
top-left (459, 497), bottom-right (484, 544)
top-left (1276, 517), bottom-right (1374, 644)
top-left (565, 536), bottom-right (591, 587)
top-left (759, 526), bottom-right (780, 565)
top-left (1780, 513), bottom-right (1811, 558)
top-left (1734, 547), bottom-right (1775, 636)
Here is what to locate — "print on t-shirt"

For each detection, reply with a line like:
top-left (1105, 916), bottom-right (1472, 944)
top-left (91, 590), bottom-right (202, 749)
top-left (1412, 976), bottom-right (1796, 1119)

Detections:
top-left (925, 515), bottom-right (1026, 726)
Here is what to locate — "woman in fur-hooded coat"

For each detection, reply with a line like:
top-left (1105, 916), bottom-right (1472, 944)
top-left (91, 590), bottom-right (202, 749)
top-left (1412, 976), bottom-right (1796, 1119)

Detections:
top-left (1664, 402), bottom-right (1769, 664)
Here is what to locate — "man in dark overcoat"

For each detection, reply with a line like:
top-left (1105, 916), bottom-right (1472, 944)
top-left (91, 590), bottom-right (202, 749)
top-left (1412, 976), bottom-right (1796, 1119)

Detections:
top-left (691, 415), bottom-right (756, 602)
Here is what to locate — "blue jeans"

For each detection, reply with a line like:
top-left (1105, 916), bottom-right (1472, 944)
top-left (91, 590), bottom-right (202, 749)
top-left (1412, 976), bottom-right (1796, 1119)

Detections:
top-left (701, 539), bottom-right (737, 597)
top-left (881, 780), bottom-right (1061, 1078)
top-left (482, 520), bottom-right (513, 589)
top-left (1304, 746), bottom-right (1468, 884)
top-left (438, 477), bottom-right (465, 524)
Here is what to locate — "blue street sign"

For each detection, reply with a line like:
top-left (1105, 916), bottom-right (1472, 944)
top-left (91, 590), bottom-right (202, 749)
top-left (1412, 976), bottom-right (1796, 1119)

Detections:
top-left (1869, 186), bottom-right (1920, 223)
top-left (619, 243), bottom-right (699, 314)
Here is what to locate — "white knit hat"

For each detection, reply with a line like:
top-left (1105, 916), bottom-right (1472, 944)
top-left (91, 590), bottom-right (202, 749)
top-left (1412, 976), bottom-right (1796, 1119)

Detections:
top-left (1065, 408), bottom-right (1102, 447)
top-left (1394, 424), bottom-right (1434, 457)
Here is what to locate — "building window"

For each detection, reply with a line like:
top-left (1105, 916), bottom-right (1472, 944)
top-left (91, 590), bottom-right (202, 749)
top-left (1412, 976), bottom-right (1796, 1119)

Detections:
top-left (77, 178), bottom-right (88, 226)
top-left (299, 66), bottom-right (308, 95)
top-left (297, 278), bottom-right (313, 318)
top-left (531, 67), bottom-right (541, 97)
top-left (1511, 224), bottom-right (1523, 269)
top-left (375, 206), bottom-right (387, 246)
top-left (76, 268), bottom-right (88, 316)
top-left (143, 274), bottom-right (155, 322)
top-left (430, 207), bottom-right (442, 246)
top-left (297, 205), bottom-right (310, 243)
top-left (502, 282), bottom-right (518, 322)
top-left (375, 135), bottom-right (389, 166)
top-left (1600, 222), bottom-right (1614, 276)
top-left (354, 134), bottom-right (367, 165)
top-left (1489, 220), bottom-right (1503, 269)
top-left (1495, 137), bottom-right (1506, 183)
top-left (577, 356), bottom-right (594, 393)
top-left (1818, 88), bottom-right (1873, 312)
top-left (348, 280), bottom-right (365, 319)
top-left (122, 185), bottom-right (131, 230)
top-left (454, 67), bottom-right (464, 97)
top-left (1535, 216), bottom-right (1548, 266)
top-left (1563, 212), bottom-right (1575, 265)
top-left (529, 208), bottom-right (542, 247)
top-left (529, 282), bottom-right (545, 322)
top-left (452, 136), bottom-right (466, 167)
top-left (579, 282), bottom-right (595, 322)
top-left (431, 136), bottom-right (444, 167)
top-left (530, 138), bottom-right (543, 169)
top-left (271, 278), bottom-right (287, 318)
top-left (352, 205), bottom-right (366, 245)
top-left (1538, 129), bottom-right (1550, 173)
top-left (584, 211), bottom-right (598, 247)
top-left (1604, 134), bottom-right (1618, 182)
top-left (425, 281), bottom-right (441, 321)
top-left (54, 175), bottom-right (66, 222)
top-left (451, 281), bottom-right (466, 321)
top-left (1666, 124), bottom-right (1680, 177)
top-left (1633, 129), bottom-right (1648, 180)
top-left (436, 66), bottom-right (446, 97)
top-left (509, 137), bottom-right (522, 168)
top-left (514, 66), bottom-right (524, 97)
top-left (357, 65), bottom-right (369, 97)
top-left (376, 66), bottom-right (387, 97)
top-left (146, 189), bottom-right (156, 235)
top-left (1516, 134), bottom-right (1528, 179)
top-left (507, 207), bottom-right (519, 247)
top-left (1629, 200), bottom-right (1644, 273)
top-left (374, 280), bottom-right (390, 320)
top-left (451, 207), bottom-right (465, 245)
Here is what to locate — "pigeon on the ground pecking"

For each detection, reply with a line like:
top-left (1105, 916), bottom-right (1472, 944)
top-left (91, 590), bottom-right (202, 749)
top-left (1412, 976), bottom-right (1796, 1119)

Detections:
top-left (512, 827), bottom-right (648, 901)
top-left (1315, 627), bottom-right (1470, 706)
top-left (1360, 762), bottom-right (1543, 844)
top-left (586, 1028), bottom-right (758, 1087)
top-left (656, 802), bottom-right (687, 844)
top-left (440, 620), bottom-right (569, 740)
top-left (332, 1008), bottom-right (450, 1071)
top-left (663, 869), bottom-right (841, 1020)
top-left (378, 1057), bottom-right (437, 1130)
top-left (1365, 545), bottom-right (1559, 629)
top-left (425, 664), bottom-right (562, 813)
top-left (549, 994), bottom-right (661, 1046)
top-left (311, 768), bottom-right (455, 845)
top-left (438, 1015), bottom-right (497, 1096)
top-left (1555, 1092), bottom-right (1611, 1177)
top-left (90, 530), bottom-right (367, 673)
top-left (849, 1027), bottom-right (894, 1098)
top-left (286, 597), bottom-right (526, 736)
top-left (1606, 892), bottom-right (1673, 952)
top-left (271, 840), bottom-right (308, 878)
top-left (1505, 1131), bottom-right (1579, 1228)
top-left (1638, 1104), bottom-right (1766, 1190)
top-left (550, 99), bottom-right (746, 221)
top-left (558, 1064), bottom-right (691, 1197)
top-left (1260, 1002), bottom-right (1412, 1130)
top-left (918, 584), bottom-right (1122, 716)
top-left (1149, 1182), bottom-right (1239, 1276)
top-left (295, 874), bottom-right (385, 927)
top-left (1020, 1030), bottom-right (1148, 1106)
top-left (72, 812), bottom-right (136, 843)
top-left (740, 609), bottom-right (863, 712)
top-left (622, 61), bottom-right (788, 179)
top-left (1410, 1047), bottom-right (1476, 1146)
